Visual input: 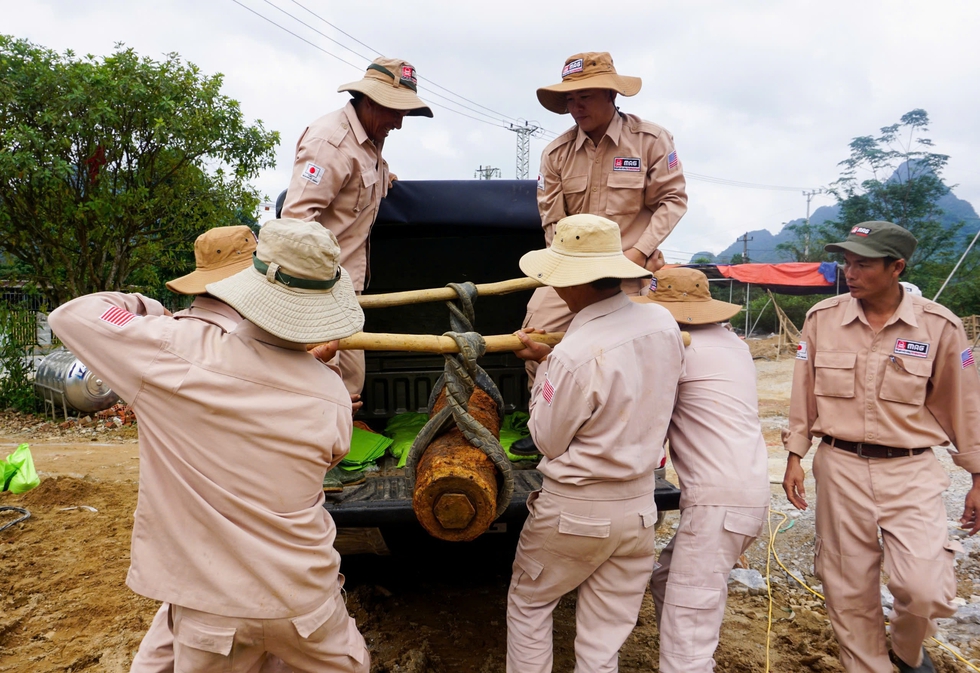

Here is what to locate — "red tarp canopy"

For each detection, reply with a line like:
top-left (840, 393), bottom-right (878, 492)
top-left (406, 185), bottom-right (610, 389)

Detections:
top-left (682, 262), bottom-right (846, 296)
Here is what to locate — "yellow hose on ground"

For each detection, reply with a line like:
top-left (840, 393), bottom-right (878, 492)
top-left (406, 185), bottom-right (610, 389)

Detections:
top-left (765, 510), bottom-right (980, 672)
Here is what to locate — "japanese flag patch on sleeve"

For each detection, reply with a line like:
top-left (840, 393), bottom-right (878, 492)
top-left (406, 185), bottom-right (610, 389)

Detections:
top-left (100, 306), bottom-right (137, 328)
top-left (537, 173), bottom-right (545, 191)
top-left (542, 374), bottom-right (557, 405)
top-left (301, 161), bottom-right (324, 185)
top-left (796, 341), bottom-right (808, 361)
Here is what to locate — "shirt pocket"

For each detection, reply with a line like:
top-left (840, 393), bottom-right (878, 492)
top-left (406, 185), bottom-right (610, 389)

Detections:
top-left (605, 171), bottom-right (645, 215)
top-left (560, 174), bottom-right (588, 213)
top-left (813, 351), bottom-right (857, 398)
top-left (878, 357), bottom-right (932, 406)
top-left (354, 168), bottom-right (378, 215)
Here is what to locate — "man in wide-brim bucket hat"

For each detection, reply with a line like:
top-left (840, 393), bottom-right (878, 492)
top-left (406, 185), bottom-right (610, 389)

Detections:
top-left (281, 56), bottom-right (431, 398)
top-left (636, 267), bottom-right (771, 673)
top-left (522, 51), bottom-right (688, 390)
top-left (506, 213), bottom-right (686, 672)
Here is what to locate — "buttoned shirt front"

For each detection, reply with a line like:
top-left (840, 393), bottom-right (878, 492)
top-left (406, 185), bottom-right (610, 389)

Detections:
top-left (537, 112), bottom-right (687, 256)
top-left (785, 291), bottom-right (980, 472)
top-left (49, 292), bottom-right (353, 618)
top-left (668, 324), bottom-right (770, 508)
top-left (282, 102), bottom-right (389, 291)
top-left (530, 293), bottom-right (685, 487)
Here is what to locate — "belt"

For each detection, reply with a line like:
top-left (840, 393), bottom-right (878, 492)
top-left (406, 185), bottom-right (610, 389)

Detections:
top-left (823, 436), bottom-right (929, 459)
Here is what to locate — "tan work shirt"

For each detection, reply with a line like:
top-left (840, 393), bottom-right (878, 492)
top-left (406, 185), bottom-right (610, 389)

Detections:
top-left (537, 112), bottom-right (688, 256)
top-left (785, 291), bottom-right (980, 472)
top-left (530, 293), bottom-right (685, 492)
top-left (50, 293), bottom-right (353, 618)
top-left (282, 102), bottom-right (389, 291)
top-left (668, 324), bottom-right (770, 508)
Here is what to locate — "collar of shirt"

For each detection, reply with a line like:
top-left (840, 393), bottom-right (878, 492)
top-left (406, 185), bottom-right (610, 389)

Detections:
top-left (565, 292), bottom-right (632, 336)
top-left (840, 289), bottom-right (918, 329)
top-left (573, 110), bottom-right (624, 151)
top-left (177, 296), bottom-right (243, 323)
top-left (343, 101), bottom-right (372, 148)
top-left (229, 320), bottom-right (309, 352)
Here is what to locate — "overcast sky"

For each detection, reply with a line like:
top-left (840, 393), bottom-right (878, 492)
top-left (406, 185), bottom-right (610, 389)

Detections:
top-left (7, 0), bottom-right (980, 262)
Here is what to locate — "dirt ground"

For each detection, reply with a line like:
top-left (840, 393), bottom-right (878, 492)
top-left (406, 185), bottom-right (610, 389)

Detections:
top-left (2, 347), bottom-right (978, 672)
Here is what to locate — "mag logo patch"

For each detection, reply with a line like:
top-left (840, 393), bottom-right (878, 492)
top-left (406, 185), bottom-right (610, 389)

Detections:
top-left (894, 339), bottom-right (930, 358)
top-left (613, 157), bottom-right (641, 172)
top-left (562, 59), bottom-right (583, 78)
top-left (851, 226), bottom-right (872, 237)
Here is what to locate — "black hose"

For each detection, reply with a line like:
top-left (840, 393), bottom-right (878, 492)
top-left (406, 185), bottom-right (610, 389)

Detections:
top-left (0, 506), bottom-right (31, 533)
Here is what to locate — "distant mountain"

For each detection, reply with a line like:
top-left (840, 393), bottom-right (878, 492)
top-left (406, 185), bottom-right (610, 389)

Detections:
top-left (696, 185), bottom-right (979, 264)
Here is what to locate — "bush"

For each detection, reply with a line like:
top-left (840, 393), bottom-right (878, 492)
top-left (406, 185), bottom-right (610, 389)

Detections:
top-left (0, 306), bottom-right (41, 413)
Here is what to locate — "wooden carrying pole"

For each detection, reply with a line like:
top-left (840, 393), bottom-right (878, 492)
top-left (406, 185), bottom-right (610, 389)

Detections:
top-left (336, 330), bottom-right (691, 352)
top-left (358, 277), bottom-right (542, 309)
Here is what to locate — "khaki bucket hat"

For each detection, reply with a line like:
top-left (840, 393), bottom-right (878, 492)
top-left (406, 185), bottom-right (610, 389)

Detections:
top-left (824, 220), bottom-right (917, 260)
top-left (338, 57), bottom-right (433, 118)
top-left (166, 225), bottom-right (257, 295)
top-left (537, 52), bottom-right (642, 115)
top-left (206, 219), bottom-right (364, 344)
top-left (633, 268), bottom-right (741, 325)
top-left (519, 214), bottom-right (650, 287)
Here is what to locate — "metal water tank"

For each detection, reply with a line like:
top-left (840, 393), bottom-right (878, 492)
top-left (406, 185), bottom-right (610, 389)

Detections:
top-left (34, 348), bottom-right (118, 417)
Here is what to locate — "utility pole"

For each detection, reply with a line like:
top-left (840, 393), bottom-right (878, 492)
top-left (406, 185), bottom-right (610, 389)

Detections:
top-left (474, 165), bottom-right (501, 180)
top-left (802, 189), bottom-right (824, 259)
top-left (738, 232), bottom-right (753, 264)
top-left (507, 120), bottom-right (542, 179)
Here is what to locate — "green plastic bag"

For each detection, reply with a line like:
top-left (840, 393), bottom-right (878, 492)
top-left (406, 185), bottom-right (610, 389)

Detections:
top-left (340, 427), bottom-right (393, 471)
top-left (1, 443), bottom-right (40, 494)
top-left (383, 413), bottom-right (429, 468)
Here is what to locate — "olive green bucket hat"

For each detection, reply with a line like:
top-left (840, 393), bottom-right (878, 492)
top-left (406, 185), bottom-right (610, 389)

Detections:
top-left (824, 221), bottom-right (917, 260)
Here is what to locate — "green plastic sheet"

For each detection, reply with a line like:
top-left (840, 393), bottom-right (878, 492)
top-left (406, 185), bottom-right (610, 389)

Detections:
top-left (340, 427), bottom-right (394, 472)
top-left (382, 411), bottom-right (537, 466)
top-left (1, 443), bottom-right (40, 494)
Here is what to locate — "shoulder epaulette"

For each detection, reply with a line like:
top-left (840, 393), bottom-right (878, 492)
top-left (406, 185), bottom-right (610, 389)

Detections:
top-left (621, 113), bottom-right (664, 138)
top-left (327, 124), bottom-right (349, 148)
top-left (543, 127), bottom-right (576, 155)
top-left (921, 300), bottom-right (962, 326)
top-left (806, 295), bottom-right (842, 317)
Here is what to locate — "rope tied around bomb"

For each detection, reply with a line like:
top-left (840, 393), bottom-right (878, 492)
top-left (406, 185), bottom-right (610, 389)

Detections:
top-left (406, 282), bottom-right (515, 519)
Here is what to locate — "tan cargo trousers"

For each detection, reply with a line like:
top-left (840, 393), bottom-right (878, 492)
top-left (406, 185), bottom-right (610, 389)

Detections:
top-left (506, 485), bottom-right (659, 673)
top-left (812, 442), bottom-right (959, 673)
top-left (650, 504), bottom-right (767, 673)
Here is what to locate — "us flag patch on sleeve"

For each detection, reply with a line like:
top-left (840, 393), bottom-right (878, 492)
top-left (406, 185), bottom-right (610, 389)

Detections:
top-left (667, 151), bottom-right (679, 171)
top-left (963, 348), bottom-right (976, 369)
top-left (100, 306), bottom-right (136, 327)
top-left (542, 375), bottom-right (557, 405)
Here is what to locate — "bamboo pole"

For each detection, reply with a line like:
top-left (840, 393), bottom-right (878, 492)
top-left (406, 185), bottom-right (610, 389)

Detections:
top-left (358, 277), bottom-right (543, 309)
top-left (333, 330), bottom-right (691, 353)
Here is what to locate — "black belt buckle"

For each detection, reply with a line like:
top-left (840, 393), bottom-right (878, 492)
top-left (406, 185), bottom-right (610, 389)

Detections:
top-left (854, 442), bottom-right (867, 458)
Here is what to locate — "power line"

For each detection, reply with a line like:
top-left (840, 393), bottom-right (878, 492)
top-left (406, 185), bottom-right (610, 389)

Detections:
top-left (686, 172), bottom-right (818, 192)
top-left (284, 0), bottom-right (382, 57)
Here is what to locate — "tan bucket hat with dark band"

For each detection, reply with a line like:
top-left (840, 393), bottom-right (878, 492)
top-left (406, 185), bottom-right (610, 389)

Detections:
top-left (519, 214), bottom-right (650, 287)
top-left (338, 57), bottom-right (433, 118)
top-left (206, 219), bottom-right (364, 344)
top-left (537, 52), bottom-right (642, 115)
top-left (633, 268), bottom-right (742, 325)
top-left (166, 225), bottom-right (257, 295)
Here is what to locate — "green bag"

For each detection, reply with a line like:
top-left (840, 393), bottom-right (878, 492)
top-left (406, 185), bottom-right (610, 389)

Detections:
top-left (383, 413), bottom-right (429, 468)
top-left (340, 427), bottom-right (394, 471)
top-left (1, 443), bottom-right (40, 494)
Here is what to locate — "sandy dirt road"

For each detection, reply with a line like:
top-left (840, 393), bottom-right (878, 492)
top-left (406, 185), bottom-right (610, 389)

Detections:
top-left (1, 353), bottom-right (978, 672)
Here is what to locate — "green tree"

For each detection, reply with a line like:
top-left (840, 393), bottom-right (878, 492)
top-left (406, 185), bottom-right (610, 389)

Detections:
top-left (729, 253), bottom-right (746, 265)
top-left (0, 36), bottom-right (279, 306)
top-left (775, 220), bottom-right (828, 262)
top-left (821, 109), bottom-right (962, 269)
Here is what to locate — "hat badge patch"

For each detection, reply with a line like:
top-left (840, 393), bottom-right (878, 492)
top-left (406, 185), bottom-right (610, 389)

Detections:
top-left (851, 225), bottom-right (872, 237)
top-left (562, 58), bottom-right (584, 78)
top-left (649, 277), bottom-right (658, 292)
top-left (401, 66), bottom-right (417, 85)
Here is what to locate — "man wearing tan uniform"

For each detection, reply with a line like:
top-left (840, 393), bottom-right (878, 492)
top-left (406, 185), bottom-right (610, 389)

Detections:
top-left (635, 268), bottom-right (769, 673)
top-left (521, 52), bottom-right (687, 388)
top-left (282, 57), bottom-right (432, 396)
top-left (51, 220), bottom-right (370, 673)
top-left (507, 214), bottom-right (686, 672)
top-left (782, 221), bottom-right (980, 673)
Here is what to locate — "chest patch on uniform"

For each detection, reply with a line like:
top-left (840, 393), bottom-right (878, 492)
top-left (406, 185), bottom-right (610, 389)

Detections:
top-left (542, 375), bottom-right (557, 405)
top-left (562, 59), bottom-right (584, 78)
top-left (613, 157), bottom-right (641, 172)
top-left (668, 151), bottom-right (679, 171)
top-left (100, 306), bottom-right (136, 328)
top-left (537, 173), bottom-right (545, 191)
top-left (850, 225), bottom-right (872, 237)
top-left (796, 341), bottom-right (808, 360)
top-left (894, 339), bottom-right (929, 358)
top-left (301, 162), bottom-right (324, 185)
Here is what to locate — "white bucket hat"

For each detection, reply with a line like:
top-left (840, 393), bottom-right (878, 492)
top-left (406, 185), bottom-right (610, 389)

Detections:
top-left (338, 57), bottom-right (434, 118)
top-left (206, 219), bottom-right (364, 343)
top-left (519, 214), bottom-right (650, 287)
